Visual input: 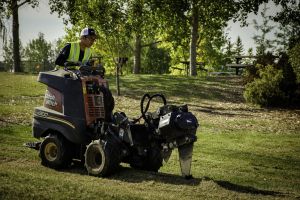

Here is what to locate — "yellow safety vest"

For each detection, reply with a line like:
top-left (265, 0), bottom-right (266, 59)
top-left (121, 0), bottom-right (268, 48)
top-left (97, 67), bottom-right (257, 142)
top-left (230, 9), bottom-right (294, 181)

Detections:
top-left (67, 42), bottom-right (92, 63)
top-left (58, 41), bottom-right (92, 69)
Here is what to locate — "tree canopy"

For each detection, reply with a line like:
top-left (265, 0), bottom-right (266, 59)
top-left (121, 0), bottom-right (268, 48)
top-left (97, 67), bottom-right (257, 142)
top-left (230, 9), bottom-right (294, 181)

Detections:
top-left (24, 32), bottom-right (53, 64)
top-left (0, 0), bottom-right (39, 72)
top-left (1, 0), bottom-right (298, 75)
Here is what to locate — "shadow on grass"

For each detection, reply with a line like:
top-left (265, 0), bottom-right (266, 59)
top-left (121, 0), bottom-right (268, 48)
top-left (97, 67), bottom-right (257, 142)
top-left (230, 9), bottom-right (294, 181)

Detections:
top-left (110, 166), bottom-right (201, 186)
top-left (60, 162), bottom-right (286, 196)
top-left (111, 75), bottom-right (245, 104)
top-left (193, 107), bottom-right (252, 117)
top-left (60, 160), bottom-right (87, 175)
top-left (214, 179), bottom-right (284, 196)
top-left (62, 163), bottom-right (201, 186)
top-left (62, 164), bottom-right (283, 196)
top-left (198, 177), bottom-right (284, 196)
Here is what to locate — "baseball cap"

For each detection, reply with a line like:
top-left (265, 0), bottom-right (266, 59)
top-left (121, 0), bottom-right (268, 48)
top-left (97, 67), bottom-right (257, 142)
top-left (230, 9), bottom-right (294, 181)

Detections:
top-left (80, 28), bottom-right (98, 38)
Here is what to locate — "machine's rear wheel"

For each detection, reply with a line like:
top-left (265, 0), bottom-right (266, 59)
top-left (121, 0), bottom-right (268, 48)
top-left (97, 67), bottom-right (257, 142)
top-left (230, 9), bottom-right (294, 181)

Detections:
top-left (39, 134), bottom-right (72, 169)
top-left (85, 140), bottom-right (120, 177)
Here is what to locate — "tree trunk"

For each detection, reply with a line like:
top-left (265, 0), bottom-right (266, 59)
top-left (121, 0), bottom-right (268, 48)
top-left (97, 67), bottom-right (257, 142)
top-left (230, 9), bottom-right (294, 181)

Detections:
top-left (133, 34), bottom-right (142, 74)
top-left (189, 3), bottom-right (199, 76)
top-left (12, 0), bottom-right (22, 72)
top-left (116, 63), bottom-right (120, 96)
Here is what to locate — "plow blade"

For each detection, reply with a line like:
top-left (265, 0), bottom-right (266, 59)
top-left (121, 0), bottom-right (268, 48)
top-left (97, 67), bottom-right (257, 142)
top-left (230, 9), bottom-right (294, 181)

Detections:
top-left (162, 150), bottom-right (172, 163)
top-left (178, 143), bottom-right (194, 178)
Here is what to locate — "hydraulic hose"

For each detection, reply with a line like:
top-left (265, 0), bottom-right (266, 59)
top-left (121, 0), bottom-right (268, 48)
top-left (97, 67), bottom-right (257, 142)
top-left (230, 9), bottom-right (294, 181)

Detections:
top-left (140, 93), bottom-right (167, 124)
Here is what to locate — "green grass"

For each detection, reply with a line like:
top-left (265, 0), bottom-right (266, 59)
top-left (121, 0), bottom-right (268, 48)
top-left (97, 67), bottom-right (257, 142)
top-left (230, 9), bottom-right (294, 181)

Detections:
top-left (0, 72), bottom-right (300, 199)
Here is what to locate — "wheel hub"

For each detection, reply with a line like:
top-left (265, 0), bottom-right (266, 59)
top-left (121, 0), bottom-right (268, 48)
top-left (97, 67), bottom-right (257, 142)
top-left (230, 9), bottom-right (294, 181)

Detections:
top-left (44, 142), bottom-right (58, 161)
top-left (89, 148), bottom-right (102, 168)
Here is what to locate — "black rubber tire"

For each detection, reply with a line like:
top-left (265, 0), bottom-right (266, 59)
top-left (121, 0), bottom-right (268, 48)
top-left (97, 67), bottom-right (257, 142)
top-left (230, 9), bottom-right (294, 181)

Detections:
top-left (85, 140), bottom-right (120, 177)
top-left (39, 134), bottom-right (72, 169)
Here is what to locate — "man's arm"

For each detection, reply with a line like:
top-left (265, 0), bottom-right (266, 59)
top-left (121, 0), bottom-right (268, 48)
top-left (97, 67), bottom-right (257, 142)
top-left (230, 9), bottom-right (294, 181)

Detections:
top-left (55, 43), bottom-right (71, 66)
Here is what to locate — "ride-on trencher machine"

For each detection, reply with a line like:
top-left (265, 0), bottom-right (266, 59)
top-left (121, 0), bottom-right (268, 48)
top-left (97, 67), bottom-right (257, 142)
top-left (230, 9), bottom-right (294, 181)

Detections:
top-left (28, 59), bottom-right (199, 178)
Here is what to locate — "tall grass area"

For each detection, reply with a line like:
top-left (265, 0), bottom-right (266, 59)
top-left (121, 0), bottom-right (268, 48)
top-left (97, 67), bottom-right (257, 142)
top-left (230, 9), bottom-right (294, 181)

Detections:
top-left (0, 72), bottom-right (299, 199)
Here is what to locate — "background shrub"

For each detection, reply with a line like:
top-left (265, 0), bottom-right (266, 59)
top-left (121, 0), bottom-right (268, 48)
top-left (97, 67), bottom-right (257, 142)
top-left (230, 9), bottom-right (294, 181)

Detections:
top-left (289, 42), bottom-right (300, 83)
top-left (243, 52), bottom-right (299, 107)
top-left (244, 65), bottom-right (286, 107)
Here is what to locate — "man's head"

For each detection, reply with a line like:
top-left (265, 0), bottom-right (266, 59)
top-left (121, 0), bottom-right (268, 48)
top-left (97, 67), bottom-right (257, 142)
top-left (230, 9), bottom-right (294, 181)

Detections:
top-left (80, 28), bottom-right (98, 48)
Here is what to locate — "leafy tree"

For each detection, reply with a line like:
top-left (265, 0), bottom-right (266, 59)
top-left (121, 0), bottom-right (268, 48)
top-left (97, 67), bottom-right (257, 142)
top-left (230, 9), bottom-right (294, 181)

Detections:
top-left (152, 0), bottom-right (285, 76)
top-left (0, 0), bottom-right (39, 72)
top-left (197, 30), bottom-right (228, 71)
top-left (235, 36), bottom-right (244, 56)
top-left (2, 39), bottom-right (13, 71)
top-left (196, 19), bottom-right (230, 69)
top-left (152, 0), bottom-right (287, 76)
top-left (288, 43), bottom-right (300, 83)
top-left (252, 4), bottom-right (275, 56)
top-left (244, 47), bottom-right (254, 64)
top-left (272, 0), bottom-right (300, 49)
top-left (51, 38), bottom-right (64, 62)
top-left (223, 39), bottom-right (235, 65)
top-left (233, 0), bottom-right (294, 24)
top-left (49, 0), bottom-right (160, 74)
top-left (128, 1), bottom-right (155, 74)
top-left (143, 44), bottom-right (171, 74)
top-left (248, 48), bottom-right (253, 56)
top-left (48, 0), bottom-right (296, 76)
top-left (24, 32), bottom-right (54, 67)
top-left (49, 0), bottom-right (127, 72)
top-left (151, 0), bottom-right (238, 76)
top-left (272, 1), bottom-right (300, 104)
top-left (226, 40), bottom-right (234, 56)
top-left (274, 24), bottom-right (291, 53)
top-left (0, 19), bottom-right (6, 42)
top-left (2, 38), bottom-right (24, 71)
top-left (234, 0), bottom-right (298, 53)
top-left (0, 5), bottom-right (7, 42)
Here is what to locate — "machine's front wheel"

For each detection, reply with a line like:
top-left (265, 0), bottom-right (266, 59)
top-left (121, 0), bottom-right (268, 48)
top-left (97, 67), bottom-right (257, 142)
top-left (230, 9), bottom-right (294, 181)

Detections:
top-left (85, 140), bottom-right (120, 177)
top-left (39, 134), bottom-right (72, 169)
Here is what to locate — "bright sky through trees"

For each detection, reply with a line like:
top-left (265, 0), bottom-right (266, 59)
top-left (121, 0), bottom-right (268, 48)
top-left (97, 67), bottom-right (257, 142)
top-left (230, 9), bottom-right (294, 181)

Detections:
top-left (0, 0), bottom-right (280, 60)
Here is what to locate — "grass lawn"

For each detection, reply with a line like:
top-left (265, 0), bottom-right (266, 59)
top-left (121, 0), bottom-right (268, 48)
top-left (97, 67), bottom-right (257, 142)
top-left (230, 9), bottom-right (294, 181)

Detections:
top-left (0, 72), bottom-right (299, 199)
